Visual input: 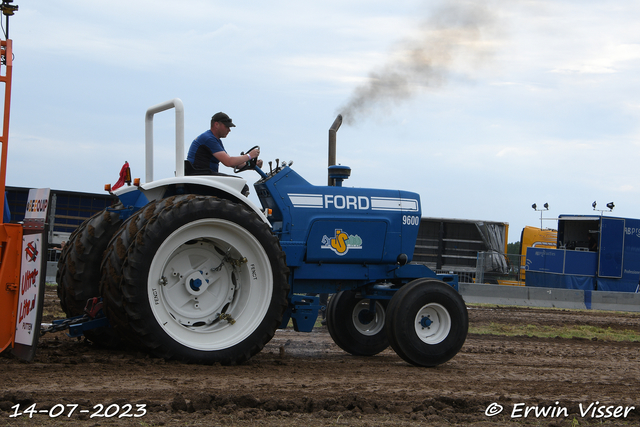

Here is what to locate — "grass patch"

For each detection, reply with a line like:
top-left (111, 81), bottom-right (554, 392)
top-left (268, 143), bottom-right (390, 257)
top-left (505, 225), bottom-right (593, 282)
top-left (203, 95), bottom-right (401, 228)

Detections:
top-left (42, 296), bottom-right (66, 319)
top-left (42, 305), bottom-right (66, 319)
top-left (470, 322), bottom-right (640, 342)
top-left (467, 302), bottom-right (636, 316)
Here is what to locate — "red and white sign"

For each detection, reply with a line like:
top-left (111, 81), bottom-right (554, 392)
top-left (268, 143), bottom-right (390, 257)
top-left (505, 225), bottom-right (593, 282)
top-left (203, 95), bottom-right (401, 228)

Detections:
top-left (15, 234), bottom-right (43, 345)
top-left (13, 188), bottom-right (50, 359)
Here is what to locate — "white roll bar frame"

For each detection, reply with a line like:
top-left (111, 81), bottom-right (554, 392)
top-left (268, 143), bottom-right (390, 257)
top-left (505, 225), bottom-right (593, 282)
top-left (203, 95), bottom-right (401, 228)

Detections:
top-left (145, 98), bottom-right (185, 183)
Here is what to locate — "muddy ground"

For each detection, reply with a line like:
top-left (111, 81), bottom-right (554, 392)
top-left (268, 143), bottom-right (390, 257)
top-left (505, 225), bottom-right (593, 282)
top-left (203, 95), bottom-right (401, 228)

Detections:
top-left (1, 287), bottom-right (639, 426)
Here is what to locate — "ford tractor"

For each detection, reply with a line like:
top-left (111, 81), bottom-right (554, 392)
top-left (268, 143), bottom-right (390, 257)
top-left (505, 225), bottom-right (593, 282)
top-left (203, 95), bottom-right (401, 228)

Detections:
top-left (55, 99), bottom-right (468, 367)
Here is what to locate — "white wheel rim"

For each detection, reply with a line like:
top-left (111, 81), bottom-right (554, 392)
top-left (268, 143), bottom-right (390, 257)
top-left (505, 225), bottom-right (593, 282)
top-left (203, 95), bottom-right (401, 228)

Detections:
top-left (414, 303), bottom-right (451, 345)
top-left (148, 218), bottom-right (272, 351)
top-left (351, 299), bottom-right (385, 336)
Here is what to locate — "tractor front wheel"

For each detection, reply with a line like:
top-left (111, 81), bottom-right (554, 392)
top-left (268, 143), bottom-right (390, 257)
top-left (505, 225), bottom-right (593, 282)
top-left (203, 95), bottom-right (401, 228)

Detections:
top-left (385, 279), bottom-right (468, 367)
top-left (327, 290), bottom-right (388, 356)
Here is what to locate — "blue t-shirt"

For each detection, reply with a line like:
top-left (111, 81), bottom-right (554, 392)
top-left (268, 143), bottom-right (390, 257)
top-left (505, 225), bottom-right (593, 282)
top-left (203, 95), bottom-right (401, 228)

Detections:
top-left (187, 130), bottom-right (226, 172)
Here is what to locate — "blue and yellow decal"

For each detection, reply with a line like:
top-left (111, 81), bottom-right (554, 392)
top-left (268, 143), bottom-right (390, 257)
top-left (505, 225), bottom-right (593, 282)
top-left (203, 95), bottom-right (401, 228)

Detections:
top-left (321, 229), bottom-right (363, 256)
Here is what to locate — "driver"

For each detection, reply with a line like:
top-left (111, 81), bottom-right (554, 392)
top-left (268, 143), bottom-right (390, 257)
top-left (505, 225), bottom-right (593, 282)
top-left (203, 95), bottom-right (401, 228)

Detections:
top-left (187, 112), bottom-right (262, 173)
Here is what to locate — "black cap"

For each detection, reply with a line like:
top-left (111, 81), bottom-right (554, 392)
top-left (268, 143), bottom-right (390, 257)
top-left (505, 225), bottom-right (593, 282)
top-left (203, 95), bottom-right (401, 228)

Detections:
top-left (212, 112), bottom-right (236, 127)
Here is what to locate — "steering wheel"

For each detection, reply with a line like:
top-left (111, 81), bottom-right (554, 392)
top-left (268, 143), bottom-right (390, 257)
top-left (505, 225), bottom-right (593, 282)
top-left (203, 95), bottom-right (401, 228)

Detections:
top-left (234, 145), bottom-right (259, 173)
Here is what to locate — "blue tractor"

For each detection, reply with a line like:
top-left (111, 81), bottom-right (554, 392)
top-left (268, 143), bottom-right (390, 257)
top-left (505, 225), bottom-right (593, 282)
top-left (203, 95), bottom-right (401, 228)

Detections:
top-left (56, 99), bottom-right (468, 367)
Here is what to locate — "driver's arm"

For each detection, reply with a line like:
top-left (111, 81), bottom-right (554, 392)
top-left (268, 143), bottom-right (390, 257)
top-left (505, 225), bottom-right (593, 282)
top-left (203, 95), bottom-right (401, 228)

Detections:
top-left (214, 147), bottom-right (260, 167)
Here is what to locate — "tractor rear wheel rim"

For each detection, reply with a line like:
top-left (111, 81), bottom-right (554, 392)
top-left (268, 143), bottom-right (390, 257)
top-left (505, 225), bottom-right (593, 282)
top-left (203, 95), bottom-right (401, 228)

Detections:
top-left (148, 218), bottom-right (272, 351)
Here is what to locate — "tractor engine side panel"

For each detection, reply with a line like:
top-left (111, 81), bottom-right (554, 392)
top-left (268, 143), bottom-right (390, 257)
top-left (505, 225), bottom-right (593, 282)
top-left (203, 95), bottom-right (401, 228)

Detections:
top-left (256, 167), bottom-right (422, 266)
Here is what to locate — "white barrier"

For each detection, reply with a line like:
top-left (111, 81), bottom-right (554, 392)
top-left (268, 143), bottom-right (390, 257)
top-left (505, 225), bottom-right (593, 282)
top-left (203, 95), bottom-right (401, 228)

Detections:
top-left (459, 283), bottom-right (640, 312)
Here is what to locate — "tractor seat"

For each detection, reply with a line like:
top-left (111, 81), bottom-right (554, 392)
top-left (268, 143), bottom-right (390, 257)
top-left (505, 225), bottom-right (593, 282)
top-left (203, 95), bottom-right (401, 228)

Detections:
top-left (184, 160), bottom-right (214, 176)
top-left (183, 160), bottom-right (250, 196)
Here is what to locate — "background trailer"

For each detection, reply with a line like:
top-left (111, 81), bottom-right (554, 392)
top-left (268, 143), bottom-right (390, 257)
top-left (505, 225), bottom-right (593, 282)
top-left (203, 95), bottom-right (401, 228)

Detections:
top-left (526, 215), bottom-right (640, 293)
top-left (414, 217), bottom-right (509, 284)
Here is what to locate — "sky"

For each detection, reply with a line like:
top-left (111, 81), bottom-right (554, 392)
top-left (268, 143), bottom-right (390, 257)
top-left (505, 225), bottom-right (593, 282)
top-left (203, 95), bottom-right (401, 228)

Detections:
top-left (4, 0), bottom-right (640, 242)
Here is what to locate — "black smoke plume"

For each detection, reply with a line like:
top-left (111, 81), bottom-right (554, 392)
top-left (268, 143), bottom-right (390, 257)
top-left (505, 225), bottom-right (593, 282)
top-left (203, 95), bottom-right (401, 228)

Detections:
top-left (339, 0), bottom-right (500, 125)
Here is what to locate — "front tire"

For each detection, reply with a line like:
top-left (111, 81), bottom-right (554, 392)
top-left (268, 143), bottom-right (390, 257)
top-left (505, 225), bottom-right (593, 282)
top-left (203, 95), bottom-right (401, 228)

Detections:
top-left (385, 279), bottom-right (468, 367)
top-left (101, 195), bottom-right (289, 364)
top-left (327, 290), bottom-right (388, 356)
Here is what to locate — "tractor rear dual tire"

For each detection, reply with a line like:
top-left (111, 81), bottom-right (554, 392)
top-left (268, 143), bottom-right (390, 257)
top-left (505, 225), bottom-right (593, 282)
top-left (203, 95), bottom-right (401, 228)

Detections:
top-left (100, 195), bottom-right (289, 365)
top-left (56, 203), bottom-right (124, 347)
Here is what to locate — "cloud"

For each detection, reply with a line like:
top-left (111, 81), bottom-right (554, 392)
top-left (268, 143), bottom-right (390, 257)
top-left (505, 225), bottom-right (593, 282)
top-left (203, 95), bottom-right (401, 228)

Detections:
top-left (549, 43), bottom-right (640, 75)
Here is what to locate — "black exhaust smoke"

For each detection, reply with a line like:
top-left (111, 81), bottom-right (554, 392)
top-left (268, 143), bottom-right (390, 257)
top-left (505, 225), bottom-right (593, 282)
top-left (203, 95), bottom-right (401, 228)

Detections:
top-left (338, 0), bottom-right (500, 126)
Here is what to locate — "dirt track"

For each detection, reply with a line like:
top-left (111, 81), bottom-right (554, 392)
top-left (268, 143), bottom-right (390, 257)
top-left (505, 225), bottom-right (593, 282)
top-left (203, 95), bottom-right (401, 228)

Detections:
top-left (1, 288), bottom-right (639, 426)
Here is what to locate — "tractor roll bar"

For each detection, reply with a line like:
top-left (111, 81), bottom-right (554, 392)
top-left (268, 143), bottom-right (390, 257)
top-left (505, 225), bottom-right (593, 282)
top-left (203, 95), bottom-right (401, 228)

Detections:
top-left (145, 98), bottom-right (184, 182)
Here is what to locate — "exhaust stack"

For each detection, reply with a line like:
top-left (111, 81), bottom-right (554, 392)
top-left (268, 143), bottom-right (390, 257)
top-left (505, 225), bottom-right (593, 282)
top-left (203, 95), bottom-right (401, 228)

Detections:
top-left (327, 114), bottom-right (343, 186)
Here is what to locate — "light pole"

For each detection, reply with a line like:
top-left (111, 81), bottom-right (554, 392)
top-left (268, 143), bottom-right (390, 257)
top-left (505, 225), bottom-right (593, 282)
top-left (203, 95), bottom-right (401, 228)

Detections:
top-left (592, 201), bottom-right (615, 216)
top-left (532, 203), bottom-right (549, 229)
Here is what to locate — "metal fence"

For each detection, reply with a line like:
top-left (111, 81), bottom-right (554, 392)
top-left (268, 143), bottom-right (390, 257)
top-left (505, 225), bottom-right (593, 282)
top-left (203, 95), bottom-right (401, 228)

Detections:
top-left (434, 269), bottom-right (476, 284)
top-left (475, 251), bottom-right (524, 285)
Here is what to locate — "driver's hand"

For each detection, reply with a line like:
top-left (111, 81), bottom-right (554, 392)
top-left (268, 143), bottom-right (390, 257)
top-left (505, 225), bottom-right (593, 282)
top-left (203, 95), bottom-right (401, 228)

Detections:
top-left (249, 147), bottom-right (260, 158)
top-left (257, 159), bottom-right (263, 168)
